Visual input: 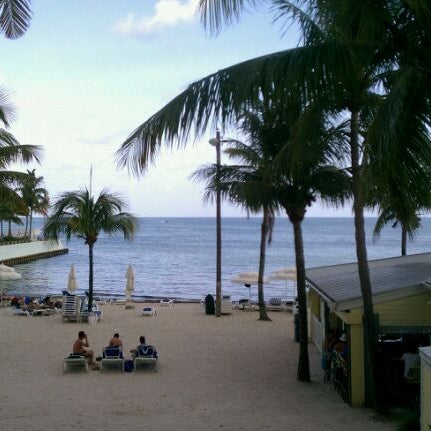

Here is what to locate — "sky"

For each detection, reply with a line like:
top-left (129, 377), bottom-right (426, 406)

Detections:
top-left (0, 0), bottom-right (356, 217)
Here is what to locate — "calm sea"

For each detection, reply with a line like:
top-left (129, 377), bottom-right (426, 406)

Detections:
top-left (2, 217), bottom-right (431, 301)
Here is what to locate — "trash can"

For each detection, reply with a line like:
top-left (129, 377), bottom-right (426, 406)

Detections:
top-left (205, 294), bottom-right (215, 315)
top-left (294, 313), bottom-right (299, 342)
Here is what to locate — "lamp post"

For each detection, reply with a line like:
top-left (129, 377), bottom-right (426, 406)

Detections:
top-left (209, 130), bottom-right (222, 317)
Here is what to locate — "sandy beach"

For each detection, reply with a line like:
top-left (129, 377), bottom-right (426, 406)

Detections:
top-left (0, 303), bottom-right (394, 431)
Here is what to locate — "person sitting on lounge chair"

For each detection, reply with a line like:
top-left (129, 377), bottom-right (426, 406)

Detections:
top-left (73, 330), bottom-right (94, 365)
top-left (108, 333), bottom-right (123, 350)
top-left (130, 336), bottom-right (158, 359)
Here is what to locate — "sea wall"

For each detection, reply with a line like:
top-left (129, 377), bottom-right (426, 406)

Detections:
top-left (0, 240), bottom-right (68, 265)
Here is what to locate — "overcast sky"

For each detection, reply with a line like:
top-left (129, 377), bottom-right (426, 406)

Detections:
top-left (1, 0), bottom-right (356, 217)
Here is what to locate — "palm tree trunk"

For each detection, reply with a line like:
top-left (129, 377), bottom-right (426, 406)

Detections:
top-left (291, 217), bottom-right (310, 382)
top-left (88, 242), bottom-right (94, 312)
top-left (24, 215), bottom-right (29, 237)
top-left (7, 220), bottom-right (11, 237)
top-left (401, 226), bottom-right (407, 256)
top-left (257, 207), bottom-right (271, 321)
top-left (350, 109), bottom-right (377, 407)
top-left (29, 210), bottom-right (33, 239)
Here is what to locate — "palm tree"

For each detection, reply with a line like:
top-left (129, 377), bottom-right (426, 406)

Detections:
top-left (0, 200), bottom-right (24, 238)
top-left (0, 0), bottom-right (32, 39)
top-left (116, 0), bottom-right (429, 404)
top-left (193, 102), bottom-right (283, 321)
top-left (43, 188), bottom-right (136, 311)
top-left (368, 176), bottom-right (431, 257)
top-left (17, 169), bottom-right (49, 237)
top-left (0, 88), bottom-right (42, 210)
top-left (269, 101), bottom-right (351, 381)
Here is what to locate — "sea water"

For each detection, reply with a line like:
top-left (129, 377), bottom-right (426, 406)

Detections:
top-left (2, 217), bottom-right (431, 301)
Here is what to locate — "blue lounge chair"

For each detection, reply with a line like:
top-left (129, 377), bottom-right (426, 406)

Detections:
top-left (63, 354), bottom-right (88, 372)
top-left (134, 345), bottom-right (158, 370)
top-left (101, 347), bottom-right (124, 371)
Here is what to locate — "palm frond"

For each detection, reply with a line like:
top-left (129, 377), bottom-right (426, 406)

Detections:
top-left (198, 0), bottom-right (257, 34)
top-left (0, 0), bottom-right (31, 39)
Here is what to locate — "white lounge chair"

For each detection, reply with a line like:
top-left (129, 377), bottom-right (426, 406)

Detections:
top-left (133, 346), bottom-right (157, 371)
top-left (160, 298), bottom-right (173, 307)
top-left (63, 354), bottom-right (88, 372)
top-left (100, 347), bottom-right (124, 371)
top-left (142, 307), bottom-right (157, 316)
top-left (62, 295), bottom-right (82, 322)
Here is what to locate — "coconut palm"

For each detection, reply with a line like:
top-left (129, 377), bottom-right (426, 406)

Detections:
top-left (43, 188), bottom-right (136, 311)
top-left (0, 199), bottom-right (24, 238)
top-left (0, 0), bottom-right (32, 39)
top-left (0, 88), bottom-right (42, 210)
top-left (17, 169), bottom-right (49, 237)
top-left (270, 102), bottom-right (351, 381)
top-left (116, 0), bottom-right (430, 404)
top-left (192, 101), bottom-right (284, 321)
top-left (200, 0), bottom-right (431, 403)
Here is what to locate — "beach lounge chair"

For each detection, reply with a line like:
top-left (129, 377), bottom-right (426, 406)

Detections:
top-left (160, 298), bottom-right (173, 307)
top-left (100, 347), bottom-right (124, 371)
top-left (142, 307), bottom-right (157, 316)
top-left (266, 297), bottom-right (289, 312)
top-left (133, 345), bottom-right (157, 370)
top-left (63, 354), bottom-right (88, 372)
top-left (62, 295), bottom-right (82, 322)
top-left (12, 308), bottom-right (31, 317)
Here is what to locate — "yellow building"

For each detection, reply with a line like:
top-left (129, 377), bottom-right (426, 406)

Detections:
top-left (419, 347), bottom-right (431, 431)
top-left (306, 252), bottom-right (431, 408)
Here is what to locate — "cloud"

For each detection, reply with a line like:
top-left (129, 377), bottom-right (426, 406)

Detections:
top-left (114, 0), bottom-right (199, 36)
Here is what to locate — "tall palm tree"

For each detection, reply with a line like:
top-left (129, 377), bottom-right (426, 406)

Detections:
top-left (17, 169), bottom-right (49, 237)
top-left (270, 102), bottom-right (351, 381)
top-left (368, 176), bottom-right (431, 257)
top-left (116, 0), bottom-right (430, 405)
top-left (0, 0), bottom-right (32, 39)
top-left (43, 188), bottom-right (136, 311)
top-left (0, 88), bottom-right (42, 208)
top-left (0, 199), bottom-right (24, 237)
top-left (192, 102), bottom-right (283, 321)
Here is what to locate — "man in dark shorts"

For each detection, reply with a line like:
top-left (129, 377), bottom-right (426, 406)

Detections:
top-left (73, 331), bottom-right (94, 365)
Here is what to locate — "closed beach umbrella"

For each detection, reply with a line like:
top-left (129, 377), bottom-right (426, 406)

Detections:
top-left (125, 264), bottom-right (135, 300)
top-left (67, 264), bottom-right (77, 294)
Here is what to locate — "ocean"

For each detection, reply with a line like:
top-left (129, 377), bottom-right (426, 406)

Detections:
top-left (2, 217), bottom-right (431, 301)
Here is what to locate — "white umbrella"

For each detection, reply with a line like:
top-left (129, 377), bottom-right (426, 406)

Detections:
top-left (269, 267), bottom-right (297, 298)
top-left (0, 263), bottom-right (21, 280)
top-left (269, 267), bottom-right (297, 281)
top-left (67, 264), bottom-right (77, 294)
top-left (231, 272), bottom-right (269, 285)
top-left (125, 264), bottom-right (135, 300)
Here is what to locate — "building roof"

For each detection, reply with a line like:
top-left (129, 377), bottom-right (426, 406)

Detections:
top-left (306, 252), bottom-right (431, 311)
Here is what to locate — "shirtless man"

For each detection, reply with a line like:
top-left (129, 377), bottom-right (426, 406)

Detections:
top-left (108, 333), bottom-right (123, 349)
top-left (73, 331), bottom-right (94, 365)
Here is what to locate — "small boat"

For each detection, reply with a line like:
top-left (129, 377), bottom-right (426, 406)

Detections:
top-left (0, 263), bottom-right (21, 280)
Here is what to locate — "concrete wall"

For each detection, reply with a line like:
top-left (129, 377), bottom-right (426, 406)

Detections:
top-left (0, 240), bottom-right (67, 264)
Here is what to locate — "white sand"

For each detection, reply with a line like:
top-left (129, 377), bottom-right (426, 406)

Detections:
top-left (0, 303), bottom-right (394, 431)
